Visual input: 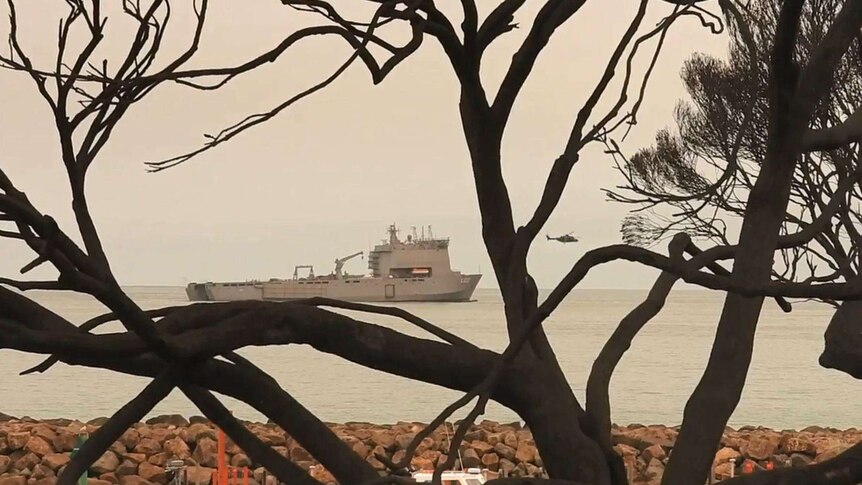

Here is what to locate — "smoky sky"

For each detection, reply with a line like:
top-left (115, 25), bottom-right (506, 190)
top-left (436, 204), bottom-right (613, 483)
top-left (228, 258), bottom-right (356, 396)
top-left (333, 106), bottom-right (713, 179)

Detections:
top-left (0, 1), bottom-right (729, 290)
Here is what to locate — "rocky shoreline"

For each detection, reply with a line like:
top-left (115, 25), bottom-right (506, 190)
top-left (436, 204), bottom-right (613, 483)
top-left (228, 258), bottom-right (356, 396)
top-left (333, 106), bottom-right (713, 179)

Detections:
top-left (0, 414), bottom-right (860, 485)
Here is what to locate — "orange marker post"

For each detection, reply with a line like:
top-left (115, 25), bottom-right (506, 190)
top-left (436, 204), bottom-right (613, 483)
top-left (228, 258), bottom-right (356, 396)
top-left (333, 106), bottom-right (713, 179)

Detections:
top-left (243, 467), bottom-right (250, 485)
top-left (218, 428), bottom-right (228, 485)
top-left (231, 467), bottom-right (239, 485)
top-left (766, 461), bottom-right (774, 471)
top-left (742, 461), bottom-right (754, 474)
top-left (211, 470), bottom-right (218, 485)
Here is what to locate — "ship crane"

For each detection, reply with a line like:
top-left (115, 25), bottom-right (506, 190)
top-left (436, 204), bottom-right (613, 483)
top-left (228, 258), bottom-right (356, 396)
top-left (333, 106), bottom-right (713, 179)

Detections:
top-left (334, 251), bottom-right (364, 279)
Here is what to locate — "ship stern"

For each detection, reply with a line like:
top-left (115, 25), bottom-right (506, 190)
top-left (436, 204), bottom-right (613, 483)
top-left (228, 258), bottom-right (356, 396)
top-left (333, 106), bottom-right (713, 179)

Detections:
top-left (186, 283), bottom-right (210, 301)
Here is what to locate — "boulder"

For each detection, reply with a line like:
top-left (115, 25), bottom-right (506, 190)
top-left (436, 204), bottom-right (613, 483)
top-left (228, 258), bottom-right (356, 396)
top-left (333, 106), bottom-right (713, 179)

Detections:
top-left (464, 429), bottom-right (488, 444)
top-left (289, 445), bottom-right (313, 464)
top-left (779, 435), bottom-right (817, 456)
top-left (121, 454), bottom-right (147, 465)
top-left (139, 428), bottom-right (173, 445)
top-left (790, 453), bottom-right (813, 468)
top-left (52, 431), bottom-right (77, 453)
top-left (351, 441), bottom-right (370, 460)
top-left (118, 431), bottom-right (140, 452)
top-left (43, 419), bottom-right (75, 427)
top-left (461, 448), bottom-right (481, 469)
top-left (116, 460), bottom-right (138, 477)
top-left (366, 446), bottom-right (385, 470)
top-left (0, 411), bottom-right (18, 422)
top-left (88, 480), bottom-right (114, 485)
top-left (814, 445), bottom-right (852, 464)
top-left (741, 434), bottom-right (780, 461)
top-left (31, 426), bottom-right (57, 443)
top-left (252, 467), bottom-right (267, 484)
top-left (411, 456), bottom-right (435, 471)
top-left (180, 423), bottom-right (218, 444)
top-left (370, 431), bottom-right (395, 450)
top-left (33, 479), bottom-right (58, 485)
top-left (814, 437), bottom-right (845, 456)
top-left (248, 428), bottom-right (282, 447)
top-left (184, 466), bottom-right (214, 485)
top-left (42, 454), bottom-right (71, 471)
top-left (118, 476), bottom-right (156, 485)
top-left (470, 440), bottom-right (494, 456)
top-left (613, 434), bottom-right (641, 452)
top-left (642, 444), bottom-right (666, 463)
top-left (613, 444), bottom-right (638, 458)
top-left (0, 437), bottom-right (8, 455)
top-left (640, 427), bottom-right (677, 450)
top-left (644, 458), bottom-right (664, 481)
top-left (148, 453), bottom-right (169, 467)
top-left (88, 418), bottom-right (110, 427)
top-left (32, 463), bottom-right (55, 480)
top-left (145, 415), bottom-right (188, 428)
top-left (14, 452), bottom-right (40, 471)
top-left (99, 473), bottom-right (120, 484)
top-left (0, 455), bottom-right (12, 474)
top-left (25, 437), bottom-right (55, 457)
top-left (0, 476), bottom-right (27, 485)
top-left (92, 452), bottom-right (121, 475)
top-left (137, 463), bottom-right (166, 484)
top-left (309, 465), bottom-right (335, 485)
top-left (713, 462), bottom-right (734, 481)
top-left (230, 454), bottom-right (250, 468)
top-left (494, 443), bottom-right (516, 462)
top-left (502, 432), bottom-right (518, 449)
top-left (714, 447), bottom-right (741, 464)
top-left (105, 442), bottom-right (126, 457)
top-left (511, 462), bottom-right (528, 478)
top-left (481, 452), bottom-right (500, 471)
top-left (394, 433), bottom-right (414, 451)
top-left (132, 439), bottom-right (161, 456)
top-left (499, 458), bottom-right (516, 477)
top-left (514, 443), bottom-right (535, 464)
top-left (7, 432), bottom-right (30, 451)
top-left (192, 438), bottom-right (218, 468)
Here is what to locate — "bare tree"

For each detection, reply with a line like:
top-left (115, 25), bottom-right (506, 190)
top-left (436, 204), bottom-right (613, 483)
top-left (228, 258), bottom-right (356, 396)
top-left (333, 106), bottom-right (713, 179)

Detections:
top-left (5, 1), bottom-right (862, 485)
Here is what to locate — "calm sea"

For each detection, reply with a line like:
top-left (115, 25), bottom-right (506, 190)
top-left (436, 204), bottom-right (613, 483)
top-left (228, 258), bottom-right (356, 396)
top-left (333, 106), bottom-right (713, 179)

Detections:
top-left (1, 287), bottom-right (859, 429)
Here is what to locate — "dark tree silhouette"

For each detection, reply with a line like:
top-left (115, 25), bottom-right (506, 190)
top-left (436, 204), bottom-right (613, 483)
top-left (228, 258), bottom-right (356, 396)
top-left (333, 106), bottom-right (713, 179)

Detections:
top-left (608, 0), bottom-right (862, 391)
top-left (4, 1), bottom-right (862, 485)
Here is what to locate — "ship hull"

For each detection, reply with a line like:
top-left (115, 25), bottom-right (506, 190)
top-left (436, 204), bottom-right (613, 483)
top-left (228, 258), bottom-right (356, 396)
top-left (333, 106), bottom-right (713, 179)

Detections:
top-left (187, 273), bottom-right (481, 303)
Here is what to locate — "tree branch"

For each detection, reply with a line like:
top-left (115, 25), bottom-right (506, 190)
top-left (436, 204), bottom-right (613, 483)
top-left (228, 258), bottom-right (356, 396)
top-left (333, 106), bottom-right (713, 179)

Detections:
top-left (181, 385), bottom-right (323, 485)
top-left (57, 372), bottom-right (174, 485)
top-left (803, 107), bottom-right (862, 152)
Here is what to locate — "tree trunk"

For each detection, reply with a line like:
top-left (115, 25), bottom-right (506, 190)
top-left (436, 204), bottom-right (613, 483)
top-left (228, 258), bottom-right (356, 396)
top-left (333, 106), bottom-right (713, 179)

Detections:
top-left (520, 367), bottom-right (612, 485)
top-left (819, 300), bottom-right (862, 378)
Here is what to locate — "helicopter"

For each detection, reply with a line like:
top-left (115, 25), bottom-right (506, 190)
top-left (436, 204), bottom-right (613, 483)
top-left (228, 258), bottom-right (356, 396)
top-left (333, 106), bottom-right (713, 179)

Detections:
top-left (546, 232), bottom-right (579, 243)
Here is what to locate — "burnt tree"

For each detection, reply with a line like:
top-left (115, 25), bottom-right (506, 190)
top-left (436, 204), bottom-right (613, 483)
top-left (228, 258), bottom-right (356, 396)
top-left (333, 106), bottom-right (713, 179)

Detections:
top-left (4, 1), bottom-right (862, 485)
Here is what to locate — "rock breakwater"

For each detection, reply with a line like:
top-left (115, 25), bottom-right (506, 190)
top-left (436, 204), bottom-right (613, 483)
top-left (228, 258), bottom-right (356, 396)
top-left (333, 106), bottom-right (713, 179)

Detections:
top-left (0, 414), bottom-right (860, 485)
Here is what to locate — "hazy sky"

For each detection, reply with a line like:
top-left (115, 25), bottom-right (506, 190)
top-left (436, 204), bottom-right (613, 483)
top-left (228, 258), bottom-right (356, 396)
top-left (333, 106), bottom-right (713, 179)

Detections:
top-left (0, 1), bottom-right (730, 290)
